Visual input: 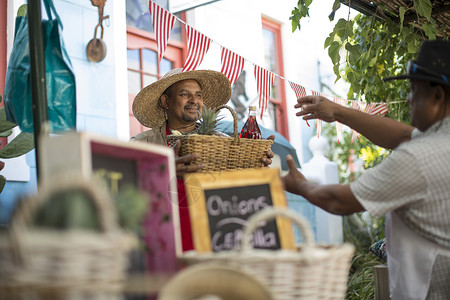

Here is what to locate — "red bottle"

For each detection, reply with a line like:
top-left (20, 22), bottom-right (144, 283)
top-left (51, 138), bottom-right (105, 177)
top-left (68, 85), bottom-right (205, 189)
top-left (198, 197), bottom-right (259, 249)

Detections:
top-left (240, 106), bottom-right (262, 139)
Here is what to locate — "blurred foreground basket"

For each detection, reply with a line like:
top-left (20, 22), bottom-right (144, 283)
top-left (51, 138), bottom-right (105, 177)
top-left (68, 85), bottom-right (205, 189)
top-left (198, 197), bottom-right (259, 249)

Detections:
top-left (167, 105), bottom-right (273, 172)
top-left (0, 178), bottom-right (136, 298)
top-left (182, 207), bottom-right (355, 300)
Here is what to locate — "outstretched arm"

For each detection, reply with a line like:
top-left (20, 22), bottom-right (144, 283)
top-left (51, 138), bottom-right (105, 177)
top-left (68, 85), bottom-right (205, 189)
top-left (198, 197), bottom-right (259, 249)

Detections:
top-left (296, 96), bottom-right (414, 149)
top-left (282, 155), bottom-right (364, 215)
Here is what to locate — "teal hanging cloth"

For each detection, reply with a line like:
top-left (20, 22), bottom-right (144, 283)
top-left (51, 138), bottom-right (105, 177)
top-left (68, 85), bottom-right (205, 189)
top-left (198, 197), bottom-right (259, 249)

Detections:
top-left (4, 0), bottom-right (76, 133)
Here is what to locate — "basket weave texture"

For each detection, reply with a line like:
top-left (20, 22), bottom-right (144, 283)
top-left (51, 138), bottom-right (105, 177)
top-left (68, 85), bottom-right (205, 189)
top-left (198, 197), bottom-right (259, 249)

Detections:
top-left (167, 105), bottom-right (273, 172)
top-left (0, 179), bottom-right (136, 294)
top-left (182, 207), bottom-right (355, 300)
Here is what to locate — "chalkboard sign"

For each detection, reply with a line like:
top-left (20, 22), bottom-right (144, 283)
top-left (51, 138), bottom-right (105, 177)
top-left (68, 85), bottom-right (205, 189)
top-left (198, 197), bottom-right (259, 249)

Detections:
top-left (185, 168), bottom-right (295, 252)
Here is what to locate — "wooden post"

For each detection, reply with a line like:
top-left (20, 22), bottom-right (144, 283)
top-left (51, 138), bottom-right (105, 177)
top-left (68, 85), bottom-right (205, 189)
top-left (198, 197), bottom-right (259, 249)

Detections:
top-left (374, 264), bottom-right (390, 300)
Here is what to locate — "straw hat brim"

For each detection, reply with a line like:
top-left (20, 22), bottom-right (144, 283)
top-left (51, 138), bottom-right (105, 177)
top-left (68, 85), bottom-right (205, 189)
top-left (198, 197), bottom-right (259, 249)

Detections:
top-left (132, 69), bottom-right (231, 129)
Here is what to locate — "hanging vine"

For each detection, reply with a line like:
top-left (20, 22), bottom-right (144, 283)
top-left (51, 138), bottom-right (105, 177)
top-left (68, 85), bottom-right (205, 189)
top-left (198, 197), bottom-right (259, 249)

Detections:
top-left (290, 0), bottom-right (444, 123)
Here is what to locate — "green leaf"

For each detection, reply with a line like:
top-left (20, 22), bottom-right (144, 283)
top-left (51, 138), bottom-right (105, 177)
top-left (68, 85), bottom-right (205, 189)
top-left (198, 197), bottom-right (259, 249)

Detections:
top-left (414, 0), bottom-right (432, 21)
top-left (0, 129), bottom-right (12, 138)
top-left (346, 43), bottom-right (362, 65)
top-left (328, 41), bottom-right (341, 64)
top-left (17, 4), bottom-right (27, 17)
top-left (422, 22), bottom-right (437, 39)
top-left (324, 35), bottom-right (334, 48)
top-left (399, 7), bottom-right (406, 31)
top-left (0, 175), bottom-right (5, 194)
top-left (0, 132), bottom-right (34, 159)
top-left (0, 107), bottom-right (17, 132)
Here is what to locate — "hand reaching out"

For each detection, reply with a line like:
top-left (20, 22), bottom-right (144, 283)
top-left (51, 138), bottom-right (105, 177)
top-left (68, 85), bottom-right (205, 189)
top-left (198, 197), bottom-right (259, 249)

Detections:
top-left (295, 95), bottom-right (343, 123)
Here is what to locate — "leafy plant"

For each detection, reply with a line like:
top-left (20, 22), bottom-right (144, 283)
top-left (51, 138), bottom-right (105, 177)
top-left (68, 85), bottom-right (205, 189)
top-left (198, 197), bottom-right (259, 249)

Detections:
top-left (0, 94), bottom-right (35, 194)
top-left (290, 0), bottom-right (443, 123)
top-left (193, 105), bottom-right (224, 135)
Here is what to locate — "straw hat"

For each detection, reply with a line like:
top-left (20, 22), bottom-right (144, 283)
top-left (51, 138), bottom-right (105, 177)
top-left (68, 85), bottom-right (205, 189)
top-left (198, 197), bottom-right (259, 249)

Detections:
top-left (132, 68), bottom-right (231, 128)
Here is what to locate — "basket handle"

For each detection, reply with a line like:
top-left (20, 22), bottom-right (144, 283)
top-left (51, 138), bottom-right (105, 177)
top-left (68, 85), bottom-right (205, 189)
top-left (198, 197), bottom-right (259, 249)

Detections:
top-left (241, 207), bottom-right (315, 251)
top-left (8, 177), bottom-right (119, 266)
top-left (215, 104), bottom-right (240, 145)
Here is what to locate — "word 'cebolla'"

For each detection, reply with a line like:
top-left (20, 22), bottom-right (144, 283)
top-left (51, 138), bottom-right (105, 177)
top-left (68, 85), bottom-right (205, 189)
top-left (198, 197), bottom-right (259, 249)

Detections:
top-left (212, 228), bottom-right (276, 251)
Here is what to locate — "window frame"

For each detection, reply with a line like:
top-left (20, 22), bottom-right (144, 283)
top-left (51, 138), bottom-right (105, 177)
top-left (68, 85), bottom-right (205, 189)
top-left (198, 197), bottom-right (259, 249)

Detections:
top-left (261, 17), bottom-right (289, 140)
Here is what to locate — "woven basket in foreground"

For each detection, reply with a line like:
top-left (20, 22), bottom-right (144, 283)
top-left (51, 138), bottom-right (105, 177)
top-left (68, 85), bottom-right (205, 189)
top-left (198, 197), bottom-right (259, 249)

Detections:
top-left (182, 207), bottom-right (355, 300)
top-left (167, 105), bottom-right (273, 172)
top-left (0, 178), bottom-right (136, 297)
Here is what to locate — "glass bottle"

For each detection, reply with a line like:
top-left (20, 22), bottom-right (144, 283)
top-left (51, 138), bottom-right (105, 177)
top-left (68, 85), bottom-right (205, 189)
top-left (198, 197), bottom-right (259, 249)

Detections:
top-left (240, 106), bottom-right (262, 139)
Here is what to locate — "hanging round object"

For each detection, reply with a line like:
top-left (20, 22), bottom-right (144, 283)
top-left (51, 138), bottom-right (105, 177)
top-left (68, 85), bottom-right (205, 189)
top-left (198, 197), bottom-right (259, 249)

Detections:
top-left (86, 38), bottom-right (107, 62)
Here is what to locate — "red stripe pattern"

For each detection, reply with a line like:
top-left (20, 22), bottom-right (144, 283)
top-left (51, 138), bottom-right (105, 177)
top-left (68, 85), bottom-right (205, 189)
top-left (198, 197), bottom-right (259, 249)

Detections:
top-left (254, 65), bottom-right (275, 119)
top-left (371, 103), bottom-right (389, 116)
top-left (220, 48), bottom-right (245, 86)
top-left (149, 1), bottom-right (176, 62)
top-left (311, 90), bottom-right (324, 137)
top-left (351, 101), bottom-right (366, 142)
top-left (333, 97), bottom-right (347, 143)
top-left (182, 26), bottom-right (212, 72)
top-left (289, 81), bottom-right (310, 127)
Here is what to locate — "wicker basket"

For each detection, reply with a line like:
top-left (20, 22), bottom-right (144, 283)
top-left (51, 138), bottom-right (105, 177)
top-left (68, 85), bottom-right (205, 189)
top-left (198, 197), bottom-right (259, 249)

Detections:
top-left (0, 178), bottom-right (136, 297)
top-left (182, 207), bottom-right (355, 300)
top-left (167, 105), bottom-right (273, 172)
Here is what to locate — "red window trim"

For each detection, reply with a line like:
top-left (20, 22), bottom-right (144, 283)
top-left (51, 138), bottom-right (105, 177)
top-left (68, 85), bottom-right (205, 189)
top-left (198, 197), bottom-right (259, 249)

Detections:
top-left (261, 17), bottom-right (289, 140)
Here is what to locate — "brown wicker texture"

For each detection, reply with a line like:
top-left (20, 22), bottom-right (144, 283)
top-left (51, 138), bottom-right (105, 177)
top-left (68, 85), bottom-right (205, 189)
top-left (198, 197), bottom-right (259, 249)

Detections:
top-left (167, 105), bottom-right (273, 172)
top-left (182, 207), bottom-right (355, 300)
top-left (0, 178), bottom-right (136, 295)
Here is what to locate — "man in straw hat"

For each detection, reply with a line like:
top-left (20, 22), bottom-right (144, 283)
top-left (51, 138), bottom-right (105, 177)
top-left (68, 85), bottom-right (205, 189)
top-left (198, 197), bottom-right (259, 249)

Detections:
top-left (131, 68), bottom-right (274, 251)
top-left (282, 40), bottom-right (450, 299)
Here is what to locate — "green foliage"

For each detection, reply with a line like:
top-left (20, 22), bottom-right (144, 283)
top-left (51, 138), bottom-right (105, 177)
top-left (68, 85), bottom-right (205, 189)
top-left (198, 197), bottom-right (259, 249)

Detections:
top-left (0, 94), bottom-right (35, 195)
top-left (290, 0), bottom-right (443, 123)
top-left (322, 123), bottom-right (390, 184)
top-left (195, 105), bottom-right (224, 135)
top-left (343, 214), bottom-right (385, 299)
top-left (0, 132), bottom-right (34, 159)
top-left (17, 4), bottom-right (27, 17)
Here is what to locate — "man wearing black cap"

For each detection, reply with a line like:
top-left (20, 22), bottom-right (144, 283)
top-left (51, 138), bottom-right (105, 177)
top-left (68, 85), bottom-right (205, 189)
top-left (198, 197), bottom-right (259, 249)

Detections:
top-left (282, 40), bottom-right (450, 299)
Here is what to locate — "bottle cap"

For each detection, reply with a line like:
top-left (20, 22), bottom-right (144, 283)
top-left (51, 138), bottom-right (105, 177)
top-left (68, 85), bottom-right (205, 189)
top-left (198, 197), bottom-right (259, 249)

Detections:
top-left (249, 106), bottom-right (256, 111)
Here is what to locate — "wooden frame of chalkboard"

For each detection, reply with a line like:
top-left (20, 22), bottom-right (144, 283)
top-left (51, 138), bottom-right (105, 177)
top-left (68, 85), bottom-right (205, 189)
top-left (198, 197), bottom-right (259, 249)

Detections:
top-left (184, 168), bottom-right (295, 253)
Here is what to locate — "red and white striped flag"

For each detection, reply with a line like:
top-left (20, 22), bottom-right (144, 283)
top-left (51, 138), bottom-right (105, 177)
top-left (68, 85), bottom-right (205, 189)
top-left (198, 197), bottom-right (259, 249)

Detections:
top-left (351, 101), bottom-right (366, 142)
top-left (254, 65), bottom-right (275, 119)
top-left (149, 1), bottom-right (176, 62)
top-left (183, 26), bottom-right (212, 72)
top-left (289, 81), bottom-right (310, 127)
top-left (365, 102), bottom-right (377, 115)
top-left (220, 48), bottom-right (245, 86)
top-left (334, 97), bottom-right (348, 143)
top-left (311, 90), bottom-right (326, 137)
top-left (371, 103), bottom-right (389, 116)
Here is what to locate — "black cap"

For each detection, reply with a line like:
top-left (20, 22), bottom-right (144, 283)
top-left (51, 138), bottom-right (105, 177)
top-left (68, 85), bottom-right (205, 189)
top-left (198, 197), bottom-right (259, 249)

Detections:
top-left (383, 40), bottom-right (450, 86)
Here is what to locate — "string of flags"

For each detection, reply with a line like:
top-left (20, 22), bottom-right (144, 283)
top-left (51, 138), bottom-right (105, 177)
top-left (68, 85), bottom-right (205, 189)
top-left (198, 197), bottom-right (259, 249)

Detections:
top-left (148, 1), bottom-right (391, 140)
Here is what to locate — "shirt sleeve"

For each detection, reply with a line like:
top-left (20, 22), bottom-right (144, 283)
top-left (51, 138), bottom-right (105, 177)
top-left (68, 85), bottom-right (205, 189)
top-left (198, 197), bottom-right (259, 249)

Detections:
top-left (350, 148), bottom-right (428, 217)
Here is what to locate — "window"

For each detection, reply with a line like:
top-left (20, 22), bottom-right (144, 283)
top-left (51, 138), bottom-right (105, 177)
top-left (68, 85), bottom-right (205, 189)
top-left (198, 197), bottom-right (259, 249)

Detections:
top-left (262, 18), bottom-right (289, 139)
top-left (126, 0), bottom-right (186, 138)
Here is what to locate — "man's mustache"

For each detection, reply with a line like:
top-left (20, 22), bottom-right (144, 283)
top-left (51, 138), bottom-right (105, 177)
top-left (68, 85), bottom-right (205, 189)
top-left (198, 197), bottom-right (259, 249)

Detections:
top-left (184, 104), bottom-right (200, 110)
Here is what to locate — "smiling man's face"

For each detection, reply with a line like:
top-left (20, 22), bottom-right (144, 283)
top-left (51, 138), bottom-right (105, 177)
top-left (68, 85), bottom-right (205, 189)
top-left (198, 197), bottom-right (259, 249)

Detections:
top-left (161, 79), bottom-right (204, 130)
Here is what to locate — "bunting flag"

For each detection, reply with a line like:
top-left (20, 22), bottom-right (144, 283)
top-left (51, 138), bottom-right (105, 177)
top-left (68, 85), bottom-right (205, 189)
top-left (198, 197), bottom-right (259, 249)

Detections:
top-left (351, 101), bottom-right (367, 143)
top-left (149, 1), bottom-right (176, 62)
top-left (371, 103), bottom-right (389, 116)
top-left (221, 48), bottom-right (245, 86)
top-left (183, 25), bottom-right (212, 71)
top-left (364, 103), bottom-right (377, 115)
top-left (148, 1), bottom-right (393, 130)
top-left (254, 66), bottom-right (275, 119)
top-left (334, 97), bottom-right (348, 143)
top-left (311, 90), bottom-right (325, 137)
top-left (289, 81), bottom-right (310, 127)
